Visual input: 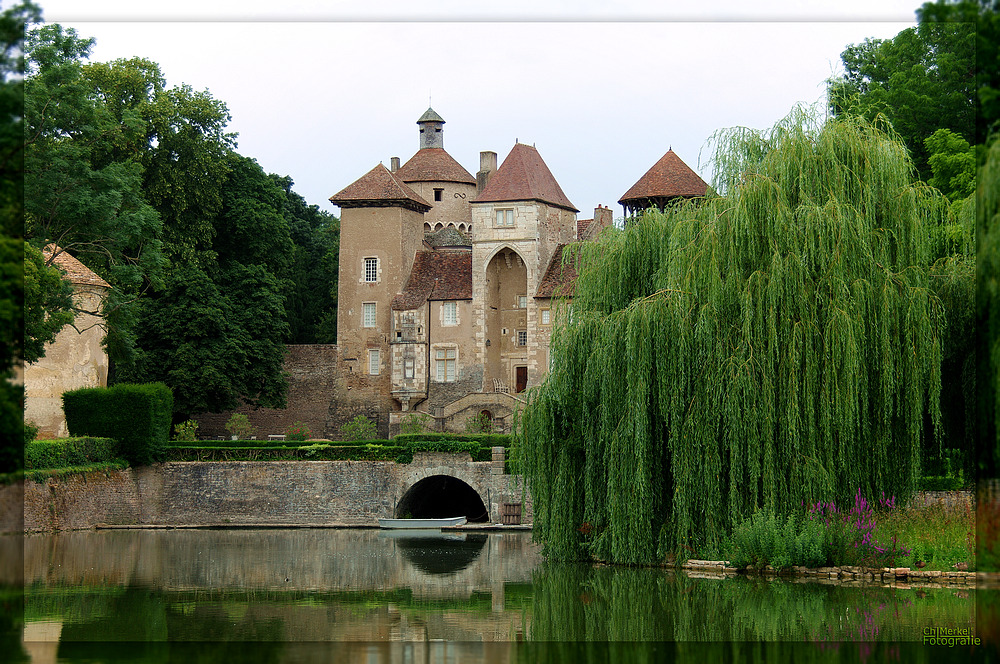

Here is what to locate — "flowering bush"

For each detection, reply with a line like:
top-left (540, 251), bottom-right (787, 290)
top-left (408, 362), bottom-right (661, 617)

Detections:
top-left (285, 422), bottom-right (312, 442)
top-left (807, 489), bottom-right (911, 568)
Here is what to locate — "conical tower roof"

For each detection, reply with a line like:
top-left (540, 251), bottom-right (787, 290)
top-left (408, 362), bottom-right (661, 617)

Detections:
top-left (417, 107), bottom-right (445, 124)
top-left (474, 143), bottom-right (577, 212)
top-left (619, 149), bottom-right (708, 205)
top-left (395, 148), bottom-right (475, 184)
top-left (329, 163), bottom-right (431, 211)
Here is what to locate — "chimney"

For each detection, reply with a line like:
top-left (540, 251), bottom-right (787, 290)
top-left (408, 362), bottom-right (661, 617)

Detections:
top-left (477, 151), bottom-right (497, 194)
top-left (390, 156), bottom-right (400, 172)
top-left (593, 205), bottom-right (613, 233)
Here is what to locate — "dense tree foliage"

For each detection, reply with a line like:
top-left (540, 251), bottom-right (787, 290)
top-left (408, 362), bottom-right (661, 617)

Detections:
top-left (828, 15), bottom-right (975, 181)
top-left (0, 2), bottom-right (42, 471)
top-left (24, 25), bottom-right (164, 367)
top-left (520, 112), bottom-right (948, 564)
top-left (122, 153), bottom-right (294, 418)
top-left (917, 0), bottom-right (1000, 143)
top-left (276, 174), bottom-right (339, 344)
top-left (22, 21), bottom-right (340, 423)
top-left (979, 139), bottom-right (1000, 477)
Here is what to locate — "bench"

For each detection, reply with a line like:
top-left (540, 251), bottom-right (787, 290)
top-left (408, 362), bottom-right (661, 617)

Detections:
top-left (268, 434), bottom-right (286, 441)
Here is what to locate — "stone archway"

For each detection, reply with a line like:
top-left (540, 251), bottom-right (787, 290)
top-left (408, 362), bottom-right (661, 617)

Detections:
top-left (395, 474), bottom-right (490, 522)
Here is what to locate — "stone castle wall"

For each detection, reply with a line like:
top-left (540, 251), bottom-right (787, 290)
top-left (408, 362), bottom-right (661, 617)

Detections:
top-left (10, 457), bottom-right (533, 533)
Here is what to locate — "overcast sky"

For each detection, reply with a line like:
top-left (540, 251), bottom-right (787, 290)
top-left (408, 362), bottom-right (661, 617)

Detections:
top-left (35, 1), bottom-right (920, 220)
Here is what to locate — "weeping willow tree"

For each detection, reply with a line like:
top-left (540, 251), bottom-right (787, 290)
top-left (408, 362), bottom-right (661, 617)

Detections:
top-left (520, 109), bottom-right (948, 564)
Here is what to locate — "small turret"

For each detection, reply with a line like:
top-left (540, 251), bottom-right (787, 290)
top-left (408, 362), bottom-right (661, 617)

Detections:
top-left (417, 107), bottom-right (445, 149)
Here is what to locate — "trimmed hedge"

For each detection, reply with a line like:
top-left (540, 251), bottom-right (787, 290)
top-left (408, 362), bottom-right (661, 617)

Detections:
top-left (25, 437), bottom-right (120, 470)
top-left (393, 433), bottom-right (513, 447)
top-left (165, 445), bottom-right (411, 463)
top-left (25, 460), bottom-right (129, 483)
top-left (63, 383), bottom-right (173, 466)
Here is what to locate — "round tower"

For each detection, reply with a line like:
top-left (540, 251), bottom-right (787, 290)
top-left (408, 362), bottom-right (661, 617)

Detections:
top-left (417, 107), bottom-right (445, 149)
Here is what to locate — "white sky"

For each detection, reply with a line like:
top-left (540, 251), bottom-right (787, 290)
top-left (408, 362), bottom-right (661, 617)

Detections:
top-left (34, 1), bottom-right (919, 219)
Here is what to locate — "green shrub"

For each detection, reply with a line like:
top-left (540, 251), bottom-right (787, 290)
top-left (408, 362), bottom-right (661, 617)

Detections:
top-left (729, 511), bottom-right (826, 570)
top-left (285, 422), bottom-right (312, 442)
top-left (24, 437), bottom-right (120, 470)
top-left (62, 383), bottom-right (172, 466)
top-left (399, 413), bottom-right (431, 435)
top-left (24, 421), bottom-right (39, 445)
top-left (172, 420), bottom-right (199, 442)
top-left (340, 415), bottom-right (376, 441)
top-left (465, 412), bottom-right (493, 433)
top-left (225, 413), bottom-right (255, 440)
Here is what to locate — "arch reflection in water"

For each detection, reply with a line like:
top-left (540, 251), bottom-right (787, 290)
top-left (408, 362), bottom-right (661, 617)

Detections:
top-left (383, 531), bottom-right (489, 575)
top-left (395, 474), bottom-right (490, 522)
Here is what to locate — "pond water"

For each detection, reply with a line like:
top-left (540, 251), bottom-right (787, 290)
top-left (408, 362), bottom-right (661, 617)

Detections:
top-left (9, 529), bottom-right (991, 663)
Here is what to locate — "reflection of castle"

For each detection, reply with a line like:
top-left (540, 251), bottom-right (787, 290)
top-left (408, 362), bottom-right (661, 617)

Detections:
top-left (329, 109), bottom-right (707, 435)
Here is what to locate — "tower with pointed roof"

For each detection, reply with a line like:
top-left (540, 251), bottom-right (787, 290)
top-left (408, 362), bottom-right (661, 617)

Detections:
top-left (470, 142), bottom-right (579, 393)
top-left (618, 148), bottom-right (708, 217)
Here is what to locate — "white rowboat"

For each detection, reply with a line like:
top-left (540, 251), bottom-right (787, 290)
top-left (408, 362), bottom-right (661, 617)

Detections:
top-left (377, 517), bottom-right (467, 529)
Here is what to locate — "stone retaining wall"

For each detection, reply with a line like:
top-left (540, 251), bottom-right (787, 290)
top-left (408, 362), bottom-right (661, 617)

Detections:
top-left (8, 457), bottom-right (532, 534)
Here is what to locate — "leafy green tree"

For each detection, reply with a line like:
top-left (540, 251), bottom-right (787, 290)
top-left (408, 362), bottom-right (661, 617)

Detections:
top-left (828, 18), bottom-right (975, 180)
top-left (925, 128), bottom-right (976, 200)
top-left (520, 111), bottom-right (947, 564)
top-left (917, 0), bottom-right (1000, 143)
top-left (81, 56), bottom-right (235, 267)
top-left (22, 242), bottom-right (74, 363)
top-left (0, 2), bottom-right (42, 475)
top-left (123, 154), bottom-right (292, 419)
top-left (275, 174), bottom-right (339, 344)
top-left (978, 138), bottom-right (1000, 478)
top-left (24, 24), bottom-right (164, 368)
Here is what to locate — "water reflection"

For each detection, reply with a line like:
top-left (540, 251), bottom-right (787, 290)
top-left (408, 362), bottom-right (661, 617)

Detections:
top-left (388, 532), bottom-right (488, 575)
top-left (12, 529), bottom-right (989, 663)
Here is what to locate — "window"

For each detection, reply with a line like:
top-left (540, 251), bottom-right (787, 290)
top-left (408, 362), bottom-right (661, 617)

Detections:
top-left (363, 302), bottom-right (376, 328)
top-left (442, 301), bottom-right (457, 326)
top-left (516, 330), bottom-right (527, 346)
top-left (434, 188), bottom-right (443, 202)
top-left (364, 257), bottom-right (378, 282)
top-left (368, 349), bottom-right (380, 375)
top-left (435, 348), bottom-right (456, 382)
top-left (495, 208), bottom-right (514, 227)
top-left (541, 308), bottom-right (551, 325)
top-left (404, 356), bottom-right (415, 379)
top-left (517, 295), bottom-right (527, 309)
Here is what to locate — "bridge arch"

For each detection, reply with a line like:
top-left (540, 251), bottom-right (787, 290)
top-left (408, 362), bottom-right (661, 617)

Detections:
top-left (395, 473), bottom-right (490, 523)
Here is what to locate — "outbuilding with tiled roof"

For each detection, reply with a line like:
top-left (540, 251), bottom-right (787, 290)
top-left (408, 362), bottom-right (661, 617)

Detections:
top-left (618, 149), bottom-right (708, 217)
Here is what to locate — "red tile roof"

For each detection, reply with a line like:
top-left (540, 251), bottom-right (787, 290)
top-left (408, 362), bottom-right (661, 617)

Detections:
top-left (395, 148), bottom-right (475, 184)
top-left (330, 163), bottom-right (432, 211)
top-left (474, 143), bottom-right (577, 212)
top-left (43, 245), bottom-right (110, 288)
top-left (618, 149), bottom-right (708, 205)
top-left (576, 219), bottom-right (592, 240)
top-left (535, 244), bottom-right (579, 298)
top-left (392, 250), bottom-right (473, 310)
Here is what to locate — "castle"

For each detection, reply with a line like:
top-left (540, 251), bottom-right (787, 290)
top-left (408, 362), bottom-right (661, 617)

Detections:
top-left (324, 108), bottom-right (708, 435)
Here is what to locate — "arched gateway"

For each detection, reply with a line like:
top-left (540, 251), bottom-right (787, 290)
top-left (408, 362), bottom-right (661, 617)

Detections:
top-left (395, 474), bottom-right (490, 523)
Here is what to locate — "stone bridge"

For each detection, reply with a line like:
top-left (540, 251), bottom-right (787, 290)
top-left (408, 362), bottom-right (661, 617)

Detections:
top-left (13, 452), bottom-right (532, 532)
